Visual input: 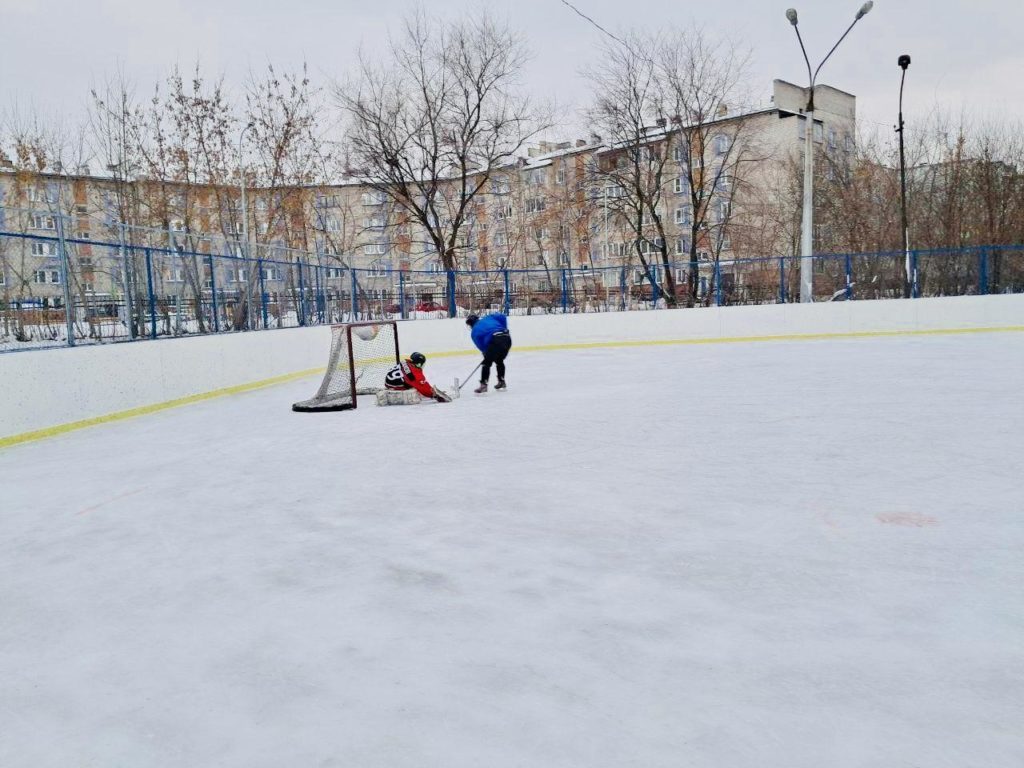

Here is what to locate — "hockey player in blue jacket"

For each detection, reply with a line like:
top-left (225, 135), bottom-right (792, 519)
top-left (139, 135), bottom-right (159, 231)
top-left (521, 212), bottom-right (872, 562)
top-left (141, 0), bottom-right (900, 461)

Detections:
top-left (465, 313), bottom-right (512, 394)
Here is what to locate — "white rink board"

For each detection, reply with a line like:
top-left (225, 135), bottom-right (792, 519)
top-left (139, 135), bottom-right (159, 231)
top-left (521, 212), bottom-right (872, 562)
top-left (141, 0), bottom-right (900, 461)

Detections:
top-left (1, 293), bottom-right (1021, 441)
top-left (0, 333), bottom-right (1022, 767)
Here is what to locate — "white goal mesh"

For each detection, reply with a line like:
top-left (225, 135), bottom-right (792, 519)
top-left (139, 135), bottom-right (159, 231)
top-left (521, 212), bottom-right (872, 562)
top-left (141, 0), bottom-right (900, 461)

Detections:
top-left (292, 322), bottom-right (400, 412)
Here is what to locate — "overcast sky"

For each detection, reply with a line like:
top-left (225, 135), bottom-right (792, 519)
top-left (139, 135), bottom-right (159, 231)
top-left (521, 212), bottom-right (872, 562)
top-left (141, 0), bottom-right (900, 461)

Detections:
top-left (2, 0), bottom-right (1022, 145)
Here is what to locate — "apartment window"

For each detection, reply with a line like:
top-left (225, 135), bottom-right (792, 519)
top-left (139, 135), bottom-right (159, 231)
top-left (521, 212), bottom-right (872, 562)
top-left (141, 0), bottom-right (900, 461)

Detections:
top-left (527, 169), bottom-right (546, 186)
top-left (555, 167), bottom-right (566, 185)
top-left (34, 269), bottom-right (61, 284)
top-left (494, 231), bottom-right (507, 247)
top-left (27, 187), bottom-right (59, 204)
top-left (427, 261), bottom-right (443, 273)
top-left (235, 268), bottom-right (248, 283)
top-left (79, 257), bottom-right (93, 269)
top-left (496, 204), bottom-right (513, 220)
top-left (364, 214), bottom-right (385, 230)
top-left (255, 198), bottom-right (269, 212)
top-left (639, 238), bottom-right (664, 255)
top-left (0, 271), bottom-right (5, 286)
top-left (30, 214), bottom-right (57, 231)
top-left (326, 267), bottom-right (345, 279)
top-left (361, 191), bottom-right (386, 206)
top-left (557, 252), bottom-right (571, 267)
top-left (844, 134), bottom-right (854, 152)
top-left (325, 217), bottom-right (341, 233)
top-left (606, 185), bottom-right (625, 199)
top-left (674, 206), bottom-right (692, 226)
top-left (714, 134), bottom-right (731, 156)
top-left (76, 205), bottom-right (88, 215)
top-left (673, 177), bottom-right (689, 195)
top-left (368, 260), bottom-right (389, 277)
top-left (533, 227), bottom-right (547, 241)
top-left (363, 241), bottom-right (387, 256)
top-left (170, 219), bottom-right (186, 233)
top-left (78, 232), bottom-right (90, 240)
top-left (715, 200), bottom-right (731, 223)
top-left (262, 266), bottom-right (279, 281)
top-left (675, 237), bottom-right (692, 255)
top-left (814, 122), bottom-right (823, 143)
top-left (525, 197), bottom-right (546, 214)
top-left (492, 176), bottom-right (511, 195)
top-left (167, 267), bottom-right (184, 283)
top-left (233, 222), bottom-right (244, 235)
top-left (31, 241), bottom-right (57, 257)
top-left (828, 128), bottom-right (837, 149)
top-left (672, 143), bottom-right (689, 163)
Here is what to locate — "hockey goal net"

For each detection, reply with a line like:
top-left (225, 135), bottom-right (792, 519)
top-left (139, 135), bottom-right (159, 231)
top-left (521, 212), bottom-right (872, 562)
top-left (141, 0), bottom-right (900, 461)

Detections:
top-left (292, 321), bottom-right (400, 412)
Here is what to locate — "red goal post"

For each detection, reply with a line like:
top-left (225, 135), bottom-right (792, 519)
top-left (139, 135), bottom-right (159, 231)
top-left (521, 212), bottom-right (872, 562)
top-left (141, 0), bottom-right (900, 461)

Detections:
top-left (292, 321), bottom-right (400, 412)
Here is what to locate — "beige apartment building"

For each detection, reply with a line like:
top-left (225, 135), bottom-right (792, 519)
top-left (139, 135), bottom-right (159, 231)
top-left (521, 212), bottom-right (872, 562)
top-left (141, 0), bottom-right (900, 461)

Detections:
top-left (0, 79), bottom-right (856, 315)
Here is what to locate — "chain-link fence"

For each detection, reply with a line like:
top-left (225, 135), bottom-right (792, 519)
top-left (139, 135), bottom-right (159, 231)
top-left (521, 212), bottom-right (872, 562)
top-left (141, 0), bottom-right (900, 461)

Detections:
top-left (2, 229), bottom-right (1021, 352)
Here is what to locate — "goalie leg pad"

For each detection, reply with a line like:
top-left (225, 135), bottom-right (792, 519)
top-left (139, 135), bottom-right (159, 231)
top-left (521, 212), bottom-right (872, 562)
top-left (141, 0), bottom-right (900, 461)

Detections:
top-left (376, 389), bottom-right (424, 407)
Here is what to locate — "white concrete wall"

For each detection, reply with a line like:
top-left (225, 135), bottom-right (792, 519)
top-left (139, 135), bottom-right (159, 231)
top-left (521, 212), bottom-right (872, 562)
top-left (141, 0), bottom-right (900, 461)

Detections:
top-left (2, 294), bottom-right (1021, 441)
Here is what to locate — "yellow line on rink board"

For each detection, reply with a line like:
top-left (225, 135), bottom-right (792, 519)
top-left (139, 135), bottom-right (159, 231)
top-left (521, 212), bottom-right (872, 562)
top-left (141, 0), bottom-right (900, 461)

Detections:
top-left (0, 368), bottom-right (321, 450)
top-left (2, 324), bottom-right (1021, 449)
top-left (427, 324), bottom-right (1024, 356)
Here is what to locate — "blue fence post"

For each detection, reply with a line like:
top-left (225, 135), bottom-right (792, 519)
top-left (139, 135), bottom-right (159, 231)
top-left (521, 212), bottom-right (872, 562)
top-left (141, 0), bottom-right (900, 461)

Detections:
top-left (144, 248), bottom-right (157, 340)
top-left (779, 257), bottom-right (786, 304)
top-left (560, 269), bottom-right (568, 313)
top-left (911, 250), bottom-right (919, 298)
top-left (397, 270), bottom-right (405, 319)
top-left (620, 266), bottom-right (627, 311)
top-left (714, 260), bottom-right (723, 307)
top-left (503, 268), bottom-right (511, 315)
top-left (447, 270), bottom-right (456, 317)
top-left (257, 258), bottom-right (269, 328)
top-left (297, 260), bottom-right (307, 327)
top-left (979, 247), bottom-right (988, 295)
top-left (314, 265), bottom-right (323, 323)
top-left (845, 254), bottom-right (853, 301)
top-left (208, 254), bottom-right (220, 332)
top-left (350, 268), bottom-right (358, 320)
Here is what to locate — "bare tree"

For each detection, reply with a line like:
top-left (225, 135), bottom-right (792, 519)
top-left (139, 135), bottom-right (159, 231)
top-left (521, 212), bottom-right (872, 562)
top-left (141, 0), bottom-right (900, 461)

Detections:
top-left (337, 9), bottom-right (545, 271)
top-left (586, 32), bottom-right (678, 306)
top-left (660, 30), bottom-right (753, 307)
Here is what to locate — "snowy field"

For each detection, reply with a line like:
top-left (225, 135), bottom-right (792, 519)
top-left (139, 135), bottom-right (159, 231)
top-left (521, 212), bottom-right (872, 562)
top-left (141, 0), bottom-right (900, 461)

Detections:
top-left (1, 332), bottom-right (1022, 768)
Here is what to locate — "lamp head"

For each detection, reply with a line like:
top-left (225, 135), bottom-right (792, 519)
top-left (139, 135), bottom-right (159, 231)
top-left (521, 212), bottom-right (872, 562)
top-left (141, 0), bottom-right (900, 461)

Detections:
top-left (785, 8), bottom-right (798, 25)
top-left (898, 54), bottom-right (911, 70)
top-left (856, 1), bottom-right (873, 20)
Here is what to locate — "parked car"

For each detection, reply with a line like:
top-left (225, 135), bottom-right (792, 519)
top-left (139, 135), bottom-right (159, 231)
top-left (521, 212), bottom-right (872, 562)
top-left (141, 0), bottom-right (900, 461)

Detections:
top-left (414, 300), bottom-right (448, 313)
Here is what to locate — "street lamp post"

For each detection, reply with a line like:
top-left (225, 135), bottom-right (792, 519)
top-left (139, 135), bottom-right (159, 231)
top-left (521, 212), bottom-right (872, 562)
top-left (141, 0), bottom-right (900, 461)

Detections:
top-left (786, 2), bottom-right (873, 303)
top-left (238, 122), bottom-right (255, 328)
top-left (897, 54), bottom-right (912, 298)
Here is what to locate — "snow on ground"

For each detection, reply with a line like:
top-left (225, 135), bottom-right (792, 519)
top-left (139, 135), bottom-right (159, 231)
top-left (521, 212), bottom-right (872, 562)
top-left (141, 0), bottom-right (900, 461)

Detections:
top-left (1, 333), bottom-right (1022, 768)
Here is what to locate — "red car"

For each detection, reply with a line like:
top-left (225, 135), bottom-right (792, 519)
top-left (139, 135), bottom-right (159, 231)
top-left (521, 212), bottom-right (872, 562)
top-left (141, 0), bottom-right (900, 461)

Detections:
top-left (413, 301), bottom-right (448, 313)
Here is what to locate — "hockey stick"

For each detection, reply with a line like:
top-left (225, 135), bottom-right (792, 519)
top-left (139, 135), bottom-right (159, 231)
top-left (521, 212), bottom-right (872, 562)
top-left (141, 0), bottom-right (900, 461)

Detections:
top-left (457, 361), bottom-right (483, 391)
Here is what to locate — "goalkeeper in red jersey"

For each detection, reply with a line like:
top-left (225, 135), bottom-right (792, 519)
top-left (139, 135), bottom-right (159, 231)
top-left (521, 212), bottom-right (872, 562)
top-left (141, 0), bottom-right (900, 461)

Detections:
top-left (383, 352), bottom-right (452, 403)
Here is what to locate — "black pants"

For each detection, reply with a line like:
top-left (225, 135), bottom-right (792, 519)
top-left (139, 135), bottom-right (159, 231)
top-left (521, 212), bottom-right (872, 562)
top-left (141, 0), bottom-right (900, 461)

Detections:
top-left (481, 334), bottom-right (512, 383)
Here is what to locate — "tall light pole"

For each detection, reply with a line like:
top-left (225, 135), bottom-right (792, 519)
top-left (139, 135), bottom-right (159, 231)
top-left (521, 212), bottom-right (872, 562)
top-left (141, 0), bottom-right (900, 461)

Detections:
top-left (238, 122), bottom-right (255, 328)
top-left (897, 54), bottom-right (912, 298)
top-left (786, 2), bottom-right (873, 303)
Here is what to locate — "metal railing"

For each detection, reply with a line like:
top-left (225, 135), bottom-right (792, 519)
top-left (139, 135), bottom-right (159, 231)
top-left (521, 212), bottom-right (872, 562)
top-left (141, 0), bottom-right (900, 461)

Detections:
top-left (1, 230), bottom-right (1022, 352)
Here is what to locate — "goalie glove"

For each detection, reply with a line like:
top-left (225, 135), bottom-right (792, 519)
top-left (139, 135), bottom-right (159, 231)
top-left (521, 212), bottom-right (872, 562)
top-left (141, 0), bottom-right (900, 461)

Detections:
top-left (433, 389), bottom-right (453, 403)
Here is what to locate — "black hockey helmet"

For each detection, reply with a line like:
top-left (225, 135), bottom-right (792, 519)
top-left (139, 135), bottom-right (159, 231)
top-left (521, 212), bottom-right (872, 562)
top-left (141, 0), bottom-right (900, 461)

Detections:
top-left (409, 352), bottom-right (426, 367)
top-left (465, 314), bottom-right (479, 327)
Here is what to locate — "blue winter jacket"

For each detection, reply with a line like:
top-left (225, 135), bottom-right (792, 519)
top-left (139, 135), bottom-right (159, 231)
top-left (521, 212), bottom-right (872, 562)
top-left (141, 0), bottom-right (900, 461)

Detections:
top-left (470, 313), bottom-right (509, 353)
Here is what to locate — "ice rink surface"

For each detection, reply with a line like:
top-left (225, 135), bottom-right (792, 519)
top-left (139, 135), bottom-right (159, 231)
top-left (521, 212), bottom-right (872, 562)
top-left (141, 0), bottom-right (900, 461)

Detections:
top-left (1, 332), bottom-right (1023, 768)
